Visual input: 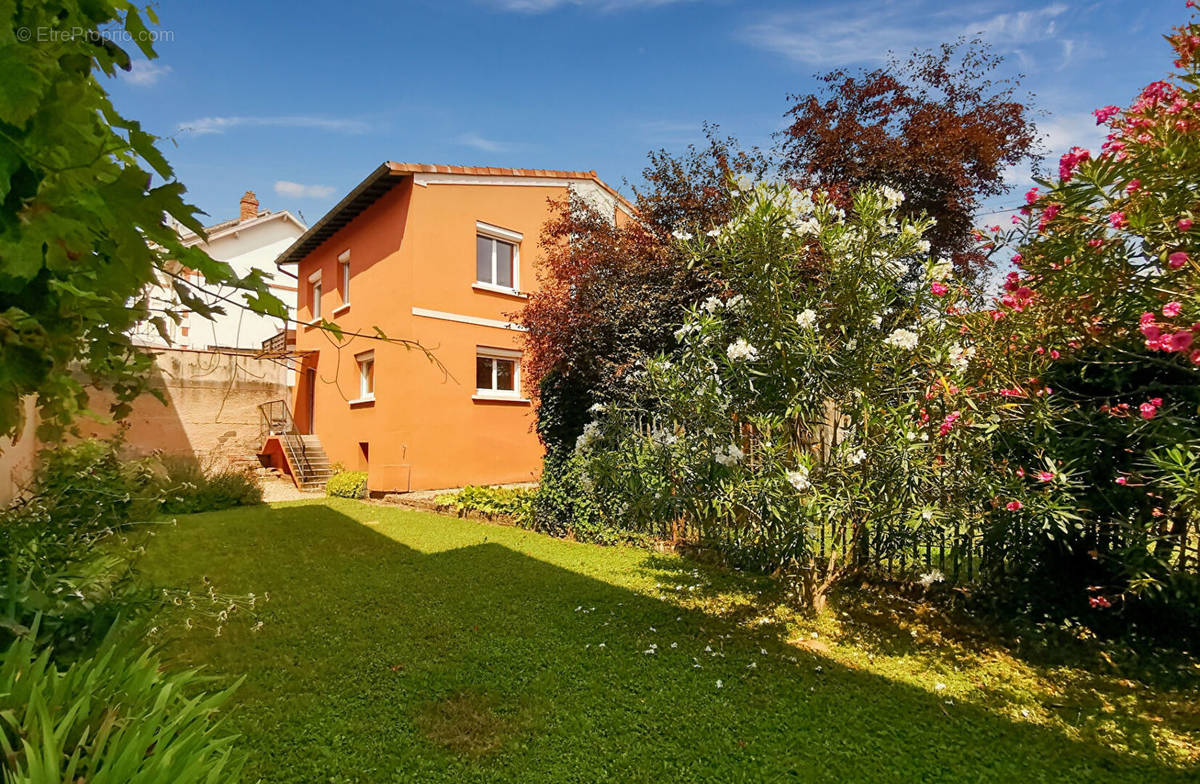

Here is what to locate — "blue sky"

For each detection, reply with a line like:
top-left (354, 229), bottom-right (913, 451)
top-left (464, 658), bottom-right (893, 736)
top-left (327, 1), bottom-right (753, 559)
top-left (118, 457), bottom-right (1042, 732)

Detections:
top-left (107, 0), bottom-right (1185, 227)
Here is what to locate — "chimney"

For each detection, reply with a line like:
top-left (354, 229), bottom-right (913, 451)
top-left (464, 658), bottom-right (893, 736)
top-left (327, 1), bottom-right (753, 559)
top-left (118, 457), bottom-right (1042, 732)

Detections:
top-left (239, 191), bottom-right (258, 221)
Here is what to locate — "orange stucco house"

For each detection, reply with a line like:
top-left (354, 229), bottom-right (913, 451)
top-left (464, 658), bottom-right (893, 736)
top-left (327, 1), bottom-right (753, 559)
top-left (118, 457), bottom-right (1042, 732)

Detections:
top-left (272, 162), bottom-right (631, 493)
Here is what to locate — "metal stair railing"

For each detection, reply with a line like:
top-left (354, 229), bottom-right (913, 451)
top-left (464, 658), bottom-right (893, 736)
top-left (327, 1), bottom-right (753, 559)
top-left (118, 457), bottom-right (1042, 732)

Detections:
top-left (258, 399), bottom-right (316, 483)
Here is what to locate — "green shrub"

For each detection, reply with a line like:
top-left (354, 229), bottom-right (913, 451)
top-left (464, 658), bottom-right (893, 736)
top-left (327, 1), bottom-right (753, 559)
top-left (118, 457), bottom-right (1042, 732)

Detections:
top-left (528, 454), bottom-right (632, 545)
top-left (435, 485), bottom-right (533, 525)
top-left (0, 440), bottom-right (156, 653)
top-left (0, 623), bottom-right (244, 782)
top-left (155, 457), bottom-right (263, 515)
top-left (326, 471), bottom-right (368, 499)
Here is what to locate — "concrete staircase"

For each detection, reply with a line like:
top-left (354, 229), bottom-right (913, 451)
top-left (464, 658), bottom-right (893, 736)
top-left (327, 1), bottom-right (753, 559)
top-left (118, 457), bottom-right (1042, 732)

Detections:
top-left (281, 433), bottom-right (334, 492)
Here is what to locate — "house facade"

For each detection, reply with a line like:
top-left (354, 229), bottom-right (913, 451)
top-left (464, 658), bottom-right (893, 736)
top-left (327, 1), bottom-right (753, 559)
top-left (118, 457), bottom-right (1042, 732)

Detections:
top-left (135, 191), bottom-right (306, 351)
top-left (275, 162), bottom-right (630, 492)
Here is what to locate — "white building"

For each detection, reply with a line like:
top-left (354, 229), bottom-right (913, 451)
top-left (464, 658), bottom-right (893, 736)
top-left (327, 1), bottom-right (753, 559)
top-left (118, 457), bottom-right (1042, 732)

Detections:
top-left (136, 191), bottom-right (306, 351)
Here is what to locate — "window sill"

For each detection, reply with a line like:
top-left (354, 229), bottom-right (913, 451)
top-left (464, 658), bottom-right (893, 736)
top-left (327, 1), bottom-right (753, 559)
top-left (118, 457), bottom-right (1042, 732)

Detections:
top-left (472, 282), bottom-right (527, 299)
top-left (332, 303), bottom-right (351, 316)
top-left (472, 393), bottom-right (531, 404)
top-left (348, 396), bottom-right (375, 407)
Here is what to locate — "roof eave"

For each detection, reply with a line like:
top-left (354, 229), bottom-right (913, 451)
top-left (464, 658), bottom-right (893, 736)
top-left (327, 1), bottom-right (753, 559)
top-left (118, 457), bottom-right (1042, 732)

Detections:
top-left (275, 162), bottom-right (407, 267)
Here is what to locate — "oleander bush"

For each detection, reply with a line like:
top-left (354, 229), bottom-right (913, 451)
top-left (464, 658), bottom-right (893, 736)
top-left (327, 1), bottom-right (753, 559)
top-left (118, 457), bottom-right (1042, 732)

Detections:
top-left (543, 8), bottom-right (1200, 637)
top-left (971, 11), bottom-right (1200, 630)
top-left (578, 181), bottom-right (1017, 609)
top-left (326, 471), bottom-right (368, 499)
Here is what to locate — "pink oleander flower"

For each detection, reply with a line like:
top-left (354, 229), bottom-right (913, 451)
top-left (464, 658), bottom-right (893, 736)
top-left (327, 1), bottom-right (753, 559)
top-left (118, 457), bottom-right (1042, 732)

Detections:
top-left (1167, 331), bottom-right (1194, 352)
top-left (1169, 251), bottom-right (1189, 269)
top-left (1093, 105), bottom-right (1121, 124)
top-left (1191, 349), bottom-right (1200, 365)
top-left (1109, 211), bottom-right (1128, 229)
top-left (1005, 501), bottom-right (1023, 511)
top-left (937, 411), bottom-right (961, 437)
top-left (1115, 476), bottom-right (1128, 485)
top-left (1125, 179), bottom-right (1141, 194)
top-left (1059, 147), bottom-right (1092, 182)
top-left (1024, 186), bottom-right (1039, 204)
top-left (1089, 595), bottom-right (1111, 609)
top-left (1139, 402), bottom-right (1157, 419)
top-left (931, 281), bottom-right (949, 297)
top-left (1036, 471), bottom-right (1054, 482)
top-left (1163, 301), bottom-right (1182, 317)
top-left (1179, 218), bottom-right (1194, 232)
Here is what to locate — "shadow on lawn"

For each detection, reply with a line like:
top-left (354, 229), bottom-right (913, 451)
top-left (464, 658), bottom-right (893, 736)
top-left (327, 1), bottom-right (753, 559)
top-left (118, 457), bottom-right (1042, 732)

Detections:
top-left (144, 502), bottom-right (1197, 784)
top-left (637, 550), bottom-right (1200, 768)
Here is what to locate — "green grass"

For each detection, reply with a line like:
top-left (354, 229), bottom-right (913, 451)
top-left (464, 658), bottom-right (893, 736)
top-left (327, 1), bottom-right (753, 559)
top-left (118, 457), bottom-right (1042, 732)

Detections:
top-left (138, 499), bottom-right (1198, 783)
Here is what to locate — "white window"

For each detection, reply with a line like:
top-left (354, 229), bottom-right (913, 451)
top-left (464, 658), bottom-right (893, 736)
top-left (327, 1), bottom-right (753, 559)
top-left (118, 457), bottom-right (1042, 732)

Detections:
top-left (356, 351), bottom-right (374, 401)
top-left (308, 269), bottom-right (322, 320)
top-left (338, 250), bottom-right (351, 306)
top-left (475, 347), bottom-right (521, 399)
top-left (475, 222), bottom-right (522, 292)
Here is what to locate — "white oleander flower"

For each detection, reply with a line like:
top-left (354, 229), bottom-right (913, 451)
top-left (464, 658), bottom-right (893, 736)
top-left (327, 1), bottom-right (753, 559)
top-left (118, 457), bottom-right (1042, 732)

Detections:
top-left (871, 315), bottom-right (884, 328)
top-left (674, 322), bottom-right (698, 341)
top-left (794, 217), bottom-right (821, 235)
top-left (702, 296), bottom-right (723, 313)
top-left (916, 239), bottom-right (932, 254)
top-left (706, 228), bottom-right (720, 237)
top-left (884, 328), bottom-right (919, 350)
top-left (785, 467), bottom-right (811, 491)
top-left (726, 339), bottom-right (759, 362)
top-left (847, 448), bottom-right (866, 465)
top-left (575, 422), bottom-right (601, 453)
top-left (919, 570), bottom-right (946, 588)
top-left (948, 343), bottom-right (976, 372)
top-left (930, 258), bottom-right (954, 281)
top-left (795, 309), bottom-right (818, 329)
top-left (725, 294), bottom-right (744, 309)
top-left (672, 229), bottom-right (693, 241)
top-left (881, 185), bottom-right (905, 209)
top-left (714, 443), bottom-right (744, 467)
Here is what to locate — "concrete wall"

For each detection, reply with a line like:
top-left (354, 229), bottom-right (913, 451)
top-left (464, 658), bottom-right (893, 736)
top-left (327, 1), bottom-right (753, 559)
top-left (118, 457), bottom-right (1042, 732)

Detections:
top-left (79, 348), bottom-right (289, 467)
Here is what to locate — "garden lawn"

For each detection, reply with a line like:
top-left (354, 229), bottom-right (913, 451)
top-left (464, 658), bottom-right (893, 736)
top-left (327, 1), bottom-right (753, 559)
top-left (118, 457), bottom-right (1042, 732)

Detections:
top-left (139, 499), bottom-right (1198, 783)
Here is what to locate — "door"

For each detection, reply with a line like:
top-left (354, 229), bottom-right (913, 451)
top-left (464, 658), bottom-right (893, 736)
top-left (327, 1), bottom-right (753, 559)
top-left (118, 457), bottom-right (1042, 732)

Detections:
top-left (305, 368), bottom-right (316, 434)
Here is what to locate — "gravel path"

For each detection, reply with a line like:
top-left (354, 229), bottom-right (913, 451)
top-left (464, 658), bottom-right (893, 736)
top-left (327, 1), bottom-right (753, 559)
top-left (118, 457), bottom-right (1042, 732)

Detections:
top-left (260, 477), bottom-right (323, 503)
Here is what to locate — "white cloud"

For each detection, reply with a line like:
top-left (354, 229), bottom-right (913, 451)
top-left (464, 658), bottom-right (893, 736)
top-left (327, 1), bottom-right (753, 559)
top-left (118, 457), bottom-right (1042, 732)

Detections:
top-left (122, 60), bottom-right (171, 86)
top-left (486, 0), bottom-right (689, 12)
top-left (177, 116), bottom-right (370, 135)
top-left (274, 181), bottom-right (336, 199)
top-left (740, 2), bottom-right (1069, 67)
top-left (1039, 110), bottom-right (1106, 159)
top-left (456, 132), bottom-right (515, 152)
